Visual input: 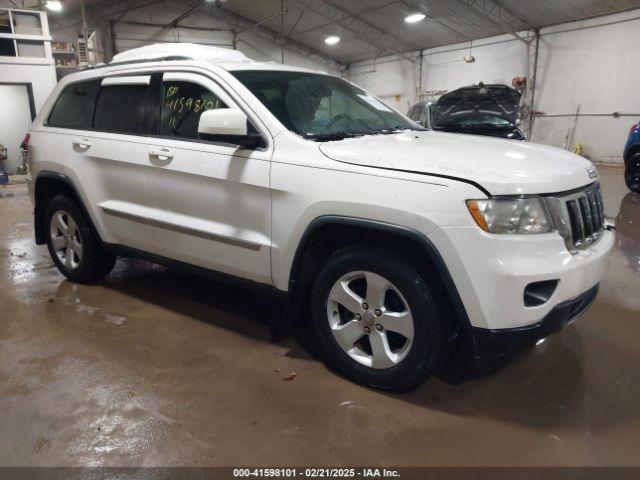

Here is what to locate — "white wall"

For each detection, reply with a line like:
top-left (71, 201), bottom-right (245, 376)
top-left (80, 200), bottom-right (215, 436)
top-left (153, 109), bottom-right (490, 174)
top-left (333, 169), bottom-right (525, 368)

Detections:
top-left (0, 84), bottom-right (33, 174)
top-left (532, 12), bottom-right (640, 163)
top-left (349, 9), bottom-right (640, 164)
top-left (0, 63), bottom-right (57, 111)
top-left (351, 33), bottom-right (528, 115)
top-left (0, 63), bottom-right (57, 173)
top-left (349, 55), bottom-right (419, 113)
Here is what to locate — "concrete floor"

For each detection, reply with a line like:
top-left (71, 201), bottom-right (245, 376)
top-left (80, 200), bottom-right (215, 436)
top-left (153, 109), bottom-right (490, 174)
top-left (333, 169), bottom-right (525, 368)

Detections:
top-left (1, 167), bottom-right (639, 467)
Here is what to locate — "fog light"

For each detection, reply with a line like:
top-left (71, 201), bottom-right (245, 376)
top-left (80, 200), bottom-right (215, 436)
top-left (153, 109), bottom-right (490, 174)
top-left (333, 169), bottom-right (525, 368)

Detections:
top-left (524, 280), bottom-right (558, 307)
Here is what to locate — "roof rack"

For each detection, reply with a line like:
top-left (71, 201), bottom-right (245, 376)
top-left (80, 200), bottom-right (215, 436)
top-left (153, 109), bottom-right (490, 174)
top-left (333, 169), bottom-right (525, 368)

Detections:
top-left (110, 43), bottom-right (251, 65)
top-left (88, 56), bottom-right (192, 70)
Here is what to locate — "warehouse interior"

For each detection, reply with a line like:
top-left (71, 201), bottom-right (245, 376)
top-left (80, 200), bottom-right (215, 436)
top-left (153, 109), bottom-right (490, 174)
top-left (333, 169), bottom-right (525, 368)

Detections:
top-left (1, 0), bottom-right (640, 473)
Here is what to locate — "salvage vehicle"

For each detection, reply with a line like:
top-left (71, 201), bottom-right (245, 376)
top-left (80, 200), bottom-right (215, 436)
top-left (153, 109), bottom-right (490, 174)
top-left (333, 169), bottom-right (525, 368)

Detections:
top-left (25, 44), bottom-right (613, 390)
top-left (624, 120), bottom-right (640, 193)
top-left (408, 83), bottom-right (526, 140)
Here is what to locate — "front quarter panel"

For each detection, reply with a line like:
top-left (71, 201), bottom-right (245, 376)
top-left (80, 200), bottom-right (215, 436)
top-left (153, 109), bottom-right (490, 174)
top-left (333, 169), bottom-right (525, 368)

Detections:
top-left (270, 134), bottom-right (485, 291)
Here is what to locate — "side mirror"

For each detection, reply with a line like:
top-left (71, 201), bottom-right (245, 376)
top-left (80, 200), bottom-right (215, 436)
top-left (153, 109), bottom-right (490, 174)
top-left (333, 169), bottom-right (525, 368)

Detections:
top-left (515, 118), bottom-right (522, 126)
top-left (198, 108), bottom-right (248, 137)
top-left (197, 108), bottom-right (265, 149)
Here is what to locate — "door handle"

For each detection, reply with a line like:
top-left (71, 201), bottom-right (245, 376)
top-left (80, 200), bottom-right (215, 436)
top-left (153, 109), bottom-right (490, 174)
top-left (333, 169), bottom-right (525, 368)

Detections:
top-left (149, 148), bottom-right (174, 162)
top-left (72, 138), bottom-right (92, 150)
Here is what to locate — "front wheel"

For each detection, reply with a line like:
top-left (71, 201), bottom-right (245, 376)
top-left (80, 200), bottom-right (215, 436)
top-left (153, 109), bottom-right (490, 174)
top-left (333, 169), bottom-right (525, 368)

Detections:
top-left (625, 154), bottom-right (640, 193)
top-left (311, 247), bottom-right (447, 391)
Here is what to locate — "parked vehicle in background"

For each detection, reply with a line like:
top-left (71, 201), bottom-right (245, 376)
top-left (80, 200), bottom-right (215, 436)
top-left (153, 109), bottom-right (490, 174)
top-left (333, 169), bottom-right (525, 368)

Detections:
top-left (624, 121), bottom-right (640, 193)
top-left (616, 193), bottom-right (640, 273)
top-left (407, 101), bottom-right (435, 130)
top-left (408, 83), bottom-right (526, 141)
top-left (26, 44), bottom-right (613, 391)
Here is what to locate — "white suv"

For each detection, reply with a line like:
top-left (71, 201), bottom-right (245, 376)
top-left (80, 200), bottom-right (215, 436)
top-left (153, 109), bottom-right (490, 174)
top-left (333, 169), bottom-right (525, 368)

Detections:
top-left (26, 44), bottom-right (613, 390)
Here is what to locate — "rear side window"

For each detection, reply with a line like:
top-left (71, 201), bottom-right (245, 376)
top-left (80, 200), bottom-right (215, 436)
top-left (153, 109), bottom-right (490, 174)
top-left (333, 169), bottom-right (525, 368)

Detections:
top-left (47, 80), bottom-right (100, 129)
top-left (94, 83), bottom-right (152, 135)
top-left (160, 81), bottom-right (227, 139)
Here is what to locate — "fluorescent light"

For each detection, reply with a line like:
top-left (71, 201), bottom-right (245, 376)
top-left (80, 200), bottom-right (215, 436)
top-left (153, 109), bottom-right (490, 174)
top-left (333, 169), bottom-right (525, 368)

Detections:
top-left (325, 36), bottom-right (340, 45)
top-left (404, 13), bottom-right (426, 23)
top-left (46, 1), bottom-right (63, 11)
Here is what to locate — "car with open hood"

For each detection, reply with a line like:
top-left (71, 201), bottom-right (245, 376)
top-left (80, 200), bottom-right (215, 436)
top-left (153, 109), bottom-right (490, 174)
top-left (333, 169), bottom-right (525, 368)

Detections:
top-left (25, 43), bottom-right (613, 391)
top-left (408, 83), bottom-right (526, 140)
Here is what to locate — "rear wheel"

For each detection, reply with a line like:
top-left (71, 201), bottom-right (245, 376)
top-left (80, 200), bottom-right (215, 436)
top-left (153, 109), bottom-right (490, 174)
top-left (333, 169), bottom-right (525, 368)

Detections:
top-left (625, 153), bottom-right (640, 193)
top-left (44, 195), bottom-right (116, 283)
top-left (311, 247), bottom-right (447, 391)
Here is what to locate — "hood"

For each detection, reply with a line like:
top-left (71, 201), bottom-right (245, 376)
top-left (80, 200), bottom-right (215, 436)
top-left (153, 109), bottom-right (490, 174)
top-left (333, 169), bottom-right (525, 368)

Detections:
top-left (433, 84), bottom-right (521, 126)
top-left (432, 124), bottom-right (526, 141)
top-left (318, 130), bottom-right (596, 196)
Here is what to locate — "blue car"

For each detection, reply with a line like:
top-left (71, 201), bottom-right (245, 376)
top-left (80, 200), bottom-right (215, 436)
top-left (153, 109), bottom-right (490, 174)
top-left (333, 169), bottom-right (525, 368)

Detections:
top-left (624, 121), bottom-right (640, 192)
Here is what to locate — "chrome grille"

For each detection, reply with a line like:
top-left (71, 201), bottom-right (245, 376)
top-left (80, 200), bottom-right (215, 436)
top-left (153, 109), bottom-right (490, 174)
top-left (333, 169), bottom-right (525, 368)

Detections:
top-left (551, 183), bottom-right (605, 250)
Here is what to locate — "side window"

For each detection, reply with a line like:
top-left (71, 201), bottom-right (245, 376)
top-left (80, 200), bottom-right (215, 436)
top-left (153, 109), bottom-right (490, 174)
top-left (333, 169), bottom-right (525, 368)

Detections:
top-left (47, 80), bottom-right (100, 129)
top-left (94, 83), bottom-right (152, 135)
top-left (161, 81), bottom-right (227, 139)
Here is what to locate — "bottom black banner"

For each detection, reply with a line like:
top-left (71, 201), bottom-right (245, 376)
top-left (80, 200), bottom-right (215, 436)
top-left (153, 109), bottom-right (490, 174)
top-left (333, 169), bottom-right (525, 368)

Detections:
top-left (0, 468), bottom-right (639, 480)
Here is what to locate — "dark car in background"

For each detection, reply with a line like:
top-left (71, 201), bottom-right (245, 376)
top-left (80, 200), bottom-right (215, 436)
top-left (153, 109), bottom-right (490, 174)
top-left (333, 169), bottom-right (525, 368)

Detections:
top-left (408, 83), bottom-right (525, 141)
top-left (624, 121), bottom-right (640, 193)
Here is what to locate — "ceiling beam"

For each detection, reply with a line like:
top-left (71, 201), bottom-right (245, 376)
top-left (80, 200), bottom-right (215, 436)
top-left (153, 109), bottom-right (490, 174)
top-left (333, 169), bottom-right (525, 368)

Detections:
top-left (294, 0), bottom-right (401, 36)
top-left (208, 4), bottom-right (346, 71)
top-left (401, 0), bottom-right (471, 42)
top-left (289, 0), bottom-right (420, 61)
top-left (453, 0), bottom-right (532, 43)
top-left (167, 3), bottom-right (204, 28)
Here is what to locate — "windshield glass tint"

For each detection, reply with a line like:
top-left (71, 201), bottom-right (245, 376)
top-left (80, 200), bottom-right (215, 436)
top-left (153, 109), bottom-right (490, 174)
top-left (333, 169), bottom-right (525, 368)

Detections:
top-left (232, 71), bottom-right (420, 139)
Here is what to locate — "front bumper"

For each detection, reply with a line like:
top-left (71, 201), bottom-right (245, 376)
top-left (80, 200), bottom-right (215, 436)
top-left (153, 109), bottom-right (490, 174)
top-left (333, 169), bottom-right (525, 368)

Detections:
top-left (470, 284), bottom-right (598, 356)
top-left (429, 227), bottom-right (614, 331)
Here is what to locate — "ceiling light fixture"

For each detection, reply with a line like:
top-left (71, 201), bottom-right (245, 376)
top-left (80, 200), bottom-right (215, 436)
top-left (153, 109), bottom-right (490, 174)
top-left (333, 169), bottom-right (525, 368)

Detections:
top-left (404, 13), bottom-right (426, 23)
top-left (325, 35), bottom-right (340, 45)
top-left (46, 1), bottom-right (63, 11)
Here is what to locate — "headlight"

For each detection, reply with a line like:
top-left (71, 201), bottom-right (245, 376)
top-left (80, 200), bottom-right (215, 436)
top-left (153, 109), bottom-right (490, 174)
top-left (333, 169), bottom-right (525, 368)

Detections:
top-left (466, 197), bottom-right (554, 234)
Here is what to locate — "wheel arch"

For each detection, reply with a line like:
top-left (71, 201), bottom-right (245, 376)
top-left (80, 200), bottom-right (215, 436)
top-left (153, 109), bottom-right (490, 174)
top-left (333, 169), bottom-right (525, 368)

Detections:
top-left (625, 145), bottom-right (640, 164)
top-left (278, 216), bottom-right (475, 348)
top-left (34, 171), bottom-right (100, 245)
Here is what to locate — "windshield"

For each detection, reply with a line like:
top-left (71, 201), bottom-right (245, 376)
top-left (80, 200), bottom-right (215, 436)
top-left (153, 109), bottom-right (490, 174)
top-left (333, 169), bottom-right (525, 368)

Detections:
top-left (232, 70), bottom-right (423, 140)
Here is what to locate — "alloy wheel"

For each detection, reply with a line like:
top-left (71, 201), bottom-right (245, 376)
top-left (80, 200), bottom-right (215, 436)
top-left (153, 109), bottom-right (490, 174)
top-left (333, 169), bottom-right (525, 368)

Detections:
top-left (50, 210), bottom-right (83, 270)
top-left (326, 270), bottom-right (414, 369)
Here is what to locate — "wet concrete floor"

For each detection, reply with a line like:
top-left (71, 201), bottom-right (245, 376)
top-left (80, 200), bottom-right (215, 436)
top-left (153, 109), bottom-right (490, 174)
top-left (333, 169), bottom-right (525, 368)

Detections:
top-left (0, 168), bottom-right (639, 467)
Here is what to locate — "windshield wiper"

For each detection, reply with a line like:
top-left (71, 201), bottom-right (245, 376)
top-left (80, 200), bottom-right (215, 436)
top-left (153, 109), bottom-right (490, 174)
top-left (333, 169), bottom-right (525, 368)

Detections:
top-left (305, 131), bottom-right (365, 142)
top-left (437, 122), bottom-right (512, 129)
top-left (391, 125), bottom-right (427, 132)
top-left (357, 126), bottom-right (426, 135)
top-left (306, 125), bottom-right (425, 141)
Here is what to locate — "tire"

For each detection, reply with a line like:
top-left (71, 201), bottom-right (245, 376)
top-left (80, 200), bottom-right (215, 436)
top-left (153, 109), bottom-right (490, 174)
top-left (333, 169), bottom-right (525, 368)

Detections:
top-left (310, 246), bottom-right (448, 391)
top-left (625, 153), bottom-right (640, 193)
top-left (44, 194), bottom-right (116, 283)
